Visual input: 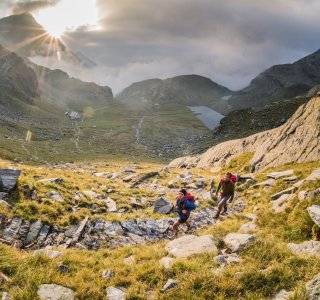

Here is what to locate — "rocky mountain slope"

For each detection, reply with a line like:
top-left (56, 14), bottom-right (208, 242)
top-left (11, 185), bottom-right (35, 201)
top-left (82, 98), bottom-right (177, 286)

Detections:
top-left (169, 94), bottom-right (320, 171)
top-left (0, 45), bottom-right (38, 104)
top-left (229, 49), bottom-right (320, 110)
top-left (116, 75), bottom-right (232, 114)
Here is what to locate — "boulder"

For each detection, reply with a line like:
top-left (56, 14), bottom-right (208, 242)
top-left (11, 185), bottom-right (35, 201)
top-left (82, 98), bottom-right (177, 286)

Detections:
top-left (37, 284), bottom-right (74, 300)
top-left (160, 257), bottom-right (176, 269)
top-left (271, 187), bottom-right (296, 200)
top-left (306, 272), bottom-right (320, 300)
top-left (165, 235), bottom-right (217, 258)
top-left (272, 194), bottom-right (295, 213)
top-left (271, 289), bottom-right (292, 300)
top-left (102, 269), bottom-right (114, 279)
top-left (25, 221), bottom-right (42, 244)
top-left (123, 255), bottom-right (135, 265)
top-left (153, 197), bottom-right (174, 214)
top-left (104, 197), bottom-right (117, 212)
top-left (239, 222), bottom-right (258, 233)
top-left (224, 233), bottom-right (255, 252)
top-left (1, 292), bottom-right (11, 300)
top-left (2, 217), bottom-right (22, 242)
top-left (306, 168), bottom-right (320, 181)
top-left (307, 205), bottom-right (320, 227)
top-left (160, 279), bottom-right (178, 293)
top-left (83, 190), bottom-right (99, 199)
top-left (34, 249), bottom-right (64, 259)
top-left (0, 169), bottom-right (20, 192)
top-left (288, 241), bottom-right (320, 256)
top-left (47, 191), bottom-right (63, 202)
top-left (106, 287), bottom-right (126, 300)
top-left (123, 174), bottom-right (136, 182)
top-left (0, 200), bottom-right (11, 210)
top-left (253, 178), bottom-right (276, 188)
top-left (267, 170), bottom-right (294, 179)
top-left (65, 111), bottom-right (82, 120)
top-left (283, 176), bottom-right (298, 182)
top-left (298, 190), bottom-right (309, 201)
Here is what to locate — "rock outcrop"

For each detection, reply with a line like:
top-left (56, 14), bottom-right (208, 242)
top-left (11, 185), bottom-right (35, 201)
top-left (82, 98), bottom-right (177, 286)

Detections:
top-left (0, 201), bottom-right (246, 250)
top-left (228, 49), bottom-right (320, 110)
top-left (0, 169), bottom-right (20, 193)
top-left (169, 96), bottom-right (320, 172)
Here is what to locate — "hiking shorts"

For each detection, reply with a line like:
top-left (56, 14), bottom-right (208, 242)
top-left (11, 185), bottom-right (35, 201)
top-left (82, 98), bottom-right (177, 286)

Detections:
top-left (178, 216), bottom-right (189, 223)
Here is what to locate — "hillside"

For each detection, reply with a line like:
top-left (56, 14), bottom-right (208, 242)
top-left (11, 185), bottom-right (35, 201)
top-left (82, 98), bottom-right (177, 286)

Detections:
top-left (0, 149), bottom-right (319, 299)
top-left (116, 75), bottom-right (232, 115)
top-left (229, 49), bottom-right (320, 110)
top-left (170, 94), bottom-right (320, 171)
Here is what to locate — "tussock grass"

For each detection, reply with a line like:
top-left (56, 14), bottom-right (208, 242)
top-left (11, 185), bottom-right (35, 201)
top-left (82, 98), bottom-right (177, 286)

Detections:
top-left (0, 157), bottom-right (320, 299)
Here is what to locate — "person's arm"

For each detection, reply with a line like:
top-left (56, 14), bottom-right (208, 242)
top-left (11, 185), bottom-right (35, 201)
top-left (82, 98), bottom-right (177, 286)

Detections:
top-left (216, 180), bottom-right (221, 195)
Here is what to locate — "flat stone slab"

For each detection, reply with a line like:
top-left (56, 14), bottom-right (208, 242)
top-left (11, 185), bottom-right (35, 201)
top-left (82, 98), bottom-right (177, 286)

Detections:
top-left (160, 256), bottom-right (176, 269)
top-left (161, 279), bottom-right (178, 293)
top-left (308, 205), bottom-right (320, 227)
top-left (104, 197), bottom-right (117, 212)
top-left (0, 169), bottom-right (21, 192)
top-left (106, 286), bottom-right (126, 300)
top-left (165, 235), bottom-right (217, 258)
top-left (239, 222), bottom-right (258, 233)
top-left (37, 284), bottom-right (74, 300)
top-left (267, 170), bottom-right (294, 179)
top-left (271, 186), bottom-right (296, 200)
top-left (272, 194), bottom-right (295, 213)
top-left (288, 241), bottom-right (320, 256)
top-left (153, 197), bottom-right (174, 214)
top-left (224, 233), bottom-right (255, 252)
top-left (306, 168), bottom-right (320, 181)
top-left (306, 272), bottom-right (320, 300)
top-left (271, 289), bottom-right (293, 300)
top-left (253, 179), bottom-right (276, 188)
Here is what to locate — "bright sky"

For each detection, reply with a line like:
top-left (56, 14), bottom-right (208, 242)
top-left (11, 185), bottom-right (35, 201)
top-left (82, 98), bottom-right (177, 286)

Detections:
top-left (34, 0), bottom-right (99, 37)
top-left (1, 0), bottom-right (320, 93)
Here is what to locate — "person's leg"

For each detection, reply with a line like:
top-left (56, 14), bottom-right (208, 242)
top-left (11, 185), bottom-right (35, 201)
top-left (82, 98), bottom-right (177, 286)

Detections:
top-left (215, 196), bottom-right (228, 218)
top-left (185, 220), bottom-right (191, 232)
top-left (173, 220), bottom-right (180, 236)
top-left (222, 197), bottom-right (229, 214)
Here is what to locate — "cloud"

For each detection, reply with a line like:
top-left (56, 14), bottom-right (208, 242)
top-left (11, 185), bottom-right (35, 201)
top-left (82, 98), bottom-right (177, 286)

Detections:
top-left (4, 0), bottom-right (320, 92)
top-left (11, 1), bottom-right (60, 14)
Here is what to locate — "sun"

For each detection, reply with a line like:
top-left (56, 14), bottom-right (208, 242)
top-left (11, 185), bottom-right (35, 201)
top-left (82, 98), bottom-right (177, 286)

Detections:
top-left (34, 0), bottom-right (99, 38)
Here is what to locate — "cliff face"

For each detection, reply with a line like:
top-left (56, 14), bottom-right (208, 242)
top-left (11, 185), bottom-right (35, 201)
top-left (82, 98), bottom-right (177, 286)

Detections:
top-left (0, 45), bottom-right (39, 104)
top-left (169, 95), bottom-right (320, 171)
top-left (229, 49), bottom-right (320, 110)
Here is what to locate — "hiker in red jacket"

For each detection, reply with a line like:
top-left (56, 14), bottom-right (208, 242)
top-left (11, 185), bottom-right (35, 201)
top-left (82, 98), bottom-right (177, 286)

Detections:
top-left (214, 172), bottom-right (235, 218)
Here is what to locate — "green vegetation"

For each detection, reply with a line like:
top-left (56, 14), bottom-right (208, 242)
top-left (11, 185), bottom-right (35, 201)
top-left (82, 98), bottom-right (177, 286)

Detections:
top-left (0, 156), bottom-right (319, 299)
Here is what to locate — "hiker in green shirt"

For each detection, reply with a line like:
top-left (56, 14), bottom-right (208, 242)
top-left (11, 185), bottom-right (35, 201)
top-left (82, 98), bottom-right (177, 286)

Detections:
top-left (214, 172), bottom-right (235, 218)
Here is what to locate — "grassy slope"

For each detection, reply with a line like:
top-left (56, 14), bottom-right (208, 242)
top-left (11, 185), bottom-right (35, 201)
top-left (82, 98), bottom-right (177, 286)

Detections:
top-left (0, 155), bottom-right (319, 299)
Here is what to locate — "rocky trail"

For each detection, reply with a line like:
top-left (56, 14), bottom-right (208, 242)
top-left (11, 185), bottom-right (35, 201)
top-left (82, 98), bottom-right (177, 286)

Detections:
top-left (0, 200), bottom-right (247, 251)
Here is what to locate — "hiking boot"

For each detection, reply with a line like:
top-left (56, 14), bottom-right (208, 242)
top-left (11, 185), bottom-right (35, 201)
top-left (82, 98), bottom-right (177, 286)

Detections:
top-left (221, 209), bottom-right (227, 215)
top-left (214, 212), bottom-right (220, 219)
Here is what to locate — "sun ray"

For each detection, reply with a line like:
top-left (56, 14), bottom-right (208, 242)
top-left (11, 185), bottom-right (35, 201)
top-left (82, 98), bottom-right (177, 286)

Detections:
top-left (6, 32), bottom-right (49, 53)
